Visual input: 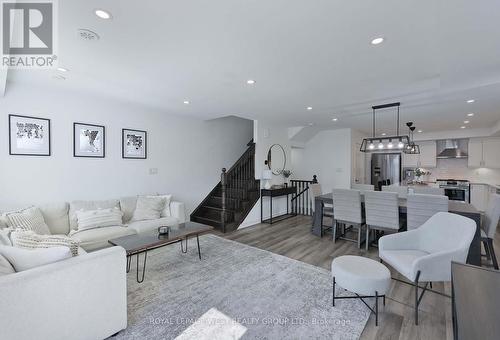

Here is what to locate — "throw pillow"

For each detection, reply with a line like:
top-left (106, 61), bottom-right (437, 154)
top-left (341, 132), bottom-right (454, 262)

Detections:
top-left (131, 196), bottom-right (166, 221)
top-left (6, 207), bottom-right (51, 235)
top-left (149, 194), bottom-right (172, 217)
top-left (76, 207), bottom-right (123, 231)
top-left (68, 199), bottom-right (120, 230)
top-left (0, 245), bottom-right (71, 272)
top-left (0, 253), bottom-right (15, 276)
top-left (10, 230), bottom-right (80, 257)
top-left (0, 228), bottom-right (13, 246)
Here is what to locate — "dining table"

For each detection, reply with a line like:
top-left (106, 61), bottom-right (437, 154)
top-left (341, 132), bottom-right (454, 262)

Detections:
top-left (312, 193), bottom-right (482, 266)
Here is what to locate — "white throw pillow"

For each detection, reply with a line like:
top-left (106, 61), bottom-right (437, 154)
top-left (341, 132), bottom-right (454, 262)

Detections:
top-left (10, 230), bottom-right (80, 257)
top-left (6, 207), bottom-right (51, 235)
top-left (0, 228), bottom-right (13, 246)
top-left (131, 196), bottom-right (166, 221)
top-left (0, 253), bottom-right (15, 276)
top-left (76, 208), bottom-right (123, 231)
top-left (0, 245), bottom-right (71, 272)
top-left (149, 194), bottom-right (172, 217)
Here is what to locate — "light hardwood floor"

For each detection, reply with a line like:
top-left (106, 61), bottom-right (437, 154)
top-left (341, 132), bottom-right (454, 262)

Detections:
top-left (214, 215), bottom-right (500, 340)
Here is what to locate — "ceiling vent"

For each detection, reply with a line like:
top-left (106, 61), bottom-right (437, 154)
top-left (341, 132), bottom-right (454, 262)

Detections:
top-left (77, 29), bottom-right (100, 41)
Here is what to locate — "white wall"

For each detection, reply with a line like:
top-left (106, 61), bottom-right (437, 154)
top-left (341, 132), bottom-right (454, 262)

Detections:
top-left (239, 120), bottom-right (291, 228)
top-left (0, 83), bottom-right (253, 214)
top-left (292, 128), bottom-right (353, 192)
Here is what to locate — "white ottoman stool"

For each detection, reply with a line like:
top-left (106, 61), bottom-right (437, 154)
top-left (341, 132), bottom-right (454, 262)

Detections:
top-left (331, 255), bottom-right (391, 326)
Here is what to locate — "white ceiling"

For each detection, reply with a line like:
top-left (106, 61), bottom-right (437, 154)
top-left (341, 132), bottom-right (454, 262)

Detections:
top-left (6, 0), bottom-right (500, 134)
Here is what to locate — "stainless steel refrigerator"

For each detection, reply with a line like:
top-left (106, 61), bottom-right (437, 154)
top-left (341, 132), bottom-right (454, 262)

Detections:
top-left (371, 153), bottom-right (402, 190)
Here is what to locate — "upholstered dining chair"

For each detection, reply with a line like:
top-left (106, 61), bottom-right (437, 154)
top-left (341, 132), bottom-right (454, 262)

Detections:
top-left (332, 189), bottom-right (365, 248)
top-left (406, 193), bottom-right (448, 230)
top-left (351, 183), bottom-right (375, 192)
top-left (364, 191), bottom-right (401, 251)
top-left (382, 185), bottom-right (408, 199)
top-left (379, 212), bottom-right (476, 325)
top-left (310, 183), bottom-right (333, 236)
top-left (481, 193), bottom-right (500, 270)
top-left (412, 186), bottom-right (445, 195)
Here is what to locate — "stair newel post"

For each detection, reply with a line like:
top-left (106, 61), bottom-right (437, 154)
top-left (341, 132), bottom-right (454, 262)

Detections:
top-left (221, 168), bottom-right (227, 233)
top-left (312, 175), bottom-right (318, 184)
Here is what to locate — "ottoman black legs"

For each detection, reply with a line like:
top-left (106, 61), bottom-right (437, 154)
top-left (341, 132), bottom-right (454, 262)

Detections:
top-left (332, 276), bottom-right (385, 326)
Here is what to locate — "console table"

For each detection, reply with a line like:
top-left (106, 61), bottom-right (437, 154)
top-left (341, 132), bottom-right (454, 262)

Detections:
top-left (260, 186), bottom-right (297, 224)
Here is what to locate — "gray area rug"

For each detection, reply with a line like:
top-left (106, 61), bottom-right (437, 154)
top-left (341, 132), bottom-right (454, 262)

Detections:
top-left (115, 235), bottom-right (372, 340)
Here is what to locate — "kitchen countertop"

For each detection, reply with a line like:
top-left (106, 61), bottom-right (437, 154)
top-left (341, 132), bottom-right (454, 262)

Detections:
top-left (469, 182), bottom-right (500, 190)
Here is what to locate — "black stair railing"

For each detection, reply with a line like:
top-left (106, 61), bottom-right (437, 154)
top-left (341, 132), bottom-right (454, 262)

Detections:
top-left (220, 143), bottom-right (255, 232)
top-left (290, 175), bottom-right (318, 216)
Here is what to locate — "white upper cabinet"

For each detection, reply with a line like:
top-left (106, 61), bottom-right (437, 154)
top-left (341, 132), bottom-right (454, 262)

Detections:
top-left (418, 141), bottom-right (437, 168)
top-left (468, 139), bottom-right (483, 168)
top-left (402, 141), bottom-right (436, 168)
top-left (482, 139), bottom-right (500, 168)
top-left (468, 138), bottom-right (500, 168)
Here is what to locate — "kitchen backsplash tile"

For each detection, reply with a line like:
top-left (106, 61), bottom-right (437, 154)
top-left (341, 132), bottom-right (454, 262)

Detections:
top-left (421, 159), bottom-right (500, 183)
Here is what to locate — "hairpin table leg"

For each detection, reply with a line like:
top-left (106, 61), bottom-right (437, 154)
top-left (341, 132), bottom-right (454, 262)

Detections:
top-left (136, 251), bottom-right (147, 283)
top-left (180, 237), bottom-right (188, 253)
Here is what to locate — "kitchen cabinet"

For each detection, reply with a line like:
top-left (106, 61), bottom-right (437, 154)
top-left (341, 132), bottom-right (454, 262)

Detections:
top-left (468, 138), bottom-right (500, 168)
top-left (470, 184), bottom-right (489, 212)
top-left (402, 141), bottom-right (436, 168)
top-left (418, 141), bottom-right (437, 167)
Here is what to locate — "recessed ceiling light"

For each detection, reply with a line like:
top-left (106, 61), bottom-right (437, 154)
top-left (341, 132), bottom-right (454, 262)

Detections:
top-left (332, 118), bottom-right (338, 121)
top-left (466, 99), bottom-right (475, 103)
top-left (306, 106), bottom-right (313, 111)
top-left (381, 133), bottom-right (386, 136)
top-left (95, 9), bottom-right (112, 19)
top-left (246, 79), bottom-right (256, 85)
top-left (183, 100), bottom-right (190, 105)
top-left (371, 37), bottom-right (384, 45)
top-left (460, 126), bottom-right (466, 129)
top-left (467, 113), bottom-right (474, 117)
top-left (418, 130), bottom-right (423, 133)
top-left (57, 67), bottom-right (68, 72)
top-left (464, 120), bottom-right (469, 124)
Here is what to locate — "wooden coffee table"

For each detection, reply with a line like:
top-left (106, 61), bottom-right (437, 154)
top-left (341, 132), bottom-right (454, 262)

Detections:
top-left (108, 221), bottom-right (213, 283)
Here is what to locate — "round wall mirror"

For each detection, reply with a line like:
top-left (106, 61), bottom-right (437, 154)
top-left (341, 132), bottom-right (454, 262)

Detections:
top-left (267, 144), bottom-right (286, 175)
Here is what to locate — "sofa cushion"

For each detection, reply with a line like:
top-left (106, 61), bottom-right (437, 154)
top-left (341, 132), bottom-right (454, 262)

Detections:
top-left (70, 226), bottom-right (136, 252)
top-left (0, 245), bottom-right (71, 272)
top-left (119, 196), bottom-right (138, 223)
top-left (0, 228), bottom-right (13, 246)
top-left (0, 253), bottom-right (15, 276)
top-left (38, 202), bottom-right (70, 235)
top-left (0, 214), bottom-right (8, 228)
top-left (131, 196), bottom-right (166, 222)
top-left (156, 194), bottom-right (173, 217)
top-left (69, 199), bottom-right (120, 231)
top-left (127, 217), bottom-right (179, 234)
top-left (6, 207), bottom-right (51, 235)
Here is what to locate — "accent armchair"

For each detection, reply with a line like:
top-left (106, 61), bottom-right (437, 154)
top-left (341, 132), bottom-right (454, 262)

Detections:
top-left (378, 212), bottom-right (476, 325)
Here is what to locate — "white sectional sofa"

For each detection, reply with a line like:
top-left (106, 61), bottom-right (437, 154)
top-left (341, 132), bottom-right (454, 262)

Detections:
top-left (0, 246), bottom-right (127, 340)
top-left (0, 195), bottom-right (186, 251)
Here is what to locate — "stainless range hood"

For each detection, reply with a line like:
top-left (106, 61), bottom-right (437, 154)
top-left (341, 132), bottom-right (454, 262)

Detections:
top-left (436, 139), bottom-right (469, 159)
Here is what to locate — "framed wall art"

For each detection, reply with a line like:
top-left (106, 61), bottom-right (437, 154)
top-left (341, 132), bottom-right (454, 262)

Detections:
top-left (9, 114), bottom-right (51, 156)
top-left (122, 128), bottom-right (147, 159)
top-left (73, 122), bottom-right (105, 158)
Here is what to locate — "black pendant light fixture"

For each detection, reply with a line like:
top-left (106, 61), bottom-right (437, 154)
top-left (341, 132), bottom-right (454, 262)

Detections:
top-left (403, 122), bottom-right (420, 154)
top-left (360, 102), bottom-right (410, 152)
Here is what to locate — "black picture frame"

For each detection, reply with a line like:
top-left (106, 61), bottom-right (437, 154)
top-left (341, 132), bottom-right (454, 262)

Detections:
top-left (73, 122), bottom-right (106, 158)
top-left (8, 114), bottom-right (51, 156)
top-left (122, 128), bottom-right (147, 159)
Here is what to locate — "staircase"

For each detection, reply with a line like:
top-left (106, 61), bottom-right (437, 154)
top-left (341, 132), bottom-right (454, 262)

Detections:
top-left (190, 140), bottom-right (260, 233)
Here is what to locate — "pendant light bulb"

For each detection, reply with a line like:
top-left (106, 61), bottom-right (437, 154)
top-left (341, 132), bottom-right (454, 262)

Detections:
top-left (387, 140), bottom-right (393, 149)
top-left (368, 142), bottom-right (375, 150)
top-left (398, 141), bottom-right (404, 149)
top-left (378, 141), bottom-right (384, 149)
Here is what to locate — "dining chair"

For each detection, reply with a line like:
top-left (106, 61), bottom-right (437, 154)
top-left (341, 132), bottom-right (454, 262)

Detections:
top-left (351, 183), bottom-right (375, 192)
top-left (412, 186), bottom-right (445, 195)
top-left (332, 189), bottom-right (365, 248)
top-left (379, 212), bottom-right (476, 325)
top-left (406, 193), bottom-right (449, 230)
top-left (364, 191), bottom-right (401, 251)
top-left (310, 183), bottom-right (333, 236)
top-left (481, 193), bottom-right (500, 270)
top-left (382, 185), bottom-right (408, 198)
